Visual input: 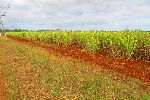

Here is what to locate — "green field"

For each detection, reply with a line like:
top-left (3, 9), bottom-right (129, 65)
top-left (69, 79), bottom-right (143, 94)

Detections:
top-left (6, 30), bottom-right (150, 61)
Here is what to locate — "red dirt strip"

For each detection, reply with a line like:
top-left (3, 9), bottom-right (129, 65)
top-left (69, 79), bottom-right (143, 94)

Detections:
top-left (7, 36), bottom-right (150, 82)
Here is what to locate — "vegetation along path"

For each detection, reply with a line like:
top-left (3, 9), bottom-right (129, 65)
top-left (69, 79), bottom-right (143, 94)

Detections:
top-left (0, 36), bottom-right (150, 99)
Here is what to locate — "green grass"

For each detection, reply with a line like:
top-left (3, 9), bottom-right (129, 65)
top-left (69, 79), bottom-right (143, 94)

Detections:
top-left (0, 37), bottom-right (149, 99)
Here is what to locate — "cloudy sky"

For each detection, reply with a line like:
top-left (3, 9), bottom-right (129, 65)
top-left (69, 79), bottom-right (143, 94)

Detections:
top-left (0, 0), bottom-right (150, 30)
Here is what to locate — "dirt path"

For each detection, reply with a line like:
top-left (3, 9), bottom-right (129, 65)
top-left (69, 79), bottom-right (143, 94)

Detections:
top-left (7, 36), bottom-right (150, 82)
top-left (0, 46), bottom-right (7, 100)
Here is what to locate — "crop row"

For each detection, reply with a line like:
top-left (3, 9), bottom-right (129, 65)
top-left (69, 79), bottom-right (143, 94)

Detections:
top-left (6, 30), bottom-right (150, 61)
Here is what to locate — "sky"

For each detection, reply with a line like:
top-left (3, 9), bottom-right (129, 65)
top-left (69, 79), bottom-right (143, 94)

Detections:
top-left (0, 0), bottom-right (150, 30)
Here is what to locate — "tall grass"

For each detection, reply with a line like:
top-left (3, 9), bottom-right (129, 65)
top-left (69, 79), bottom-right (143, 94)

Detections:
top-left (6, 30), bottom-right (150, 61)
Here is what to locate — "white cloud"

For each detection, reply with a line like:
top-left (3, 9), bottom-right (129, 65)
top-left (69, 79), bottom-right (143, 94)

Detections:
top-left (0, 0), bottom-right (150, 30)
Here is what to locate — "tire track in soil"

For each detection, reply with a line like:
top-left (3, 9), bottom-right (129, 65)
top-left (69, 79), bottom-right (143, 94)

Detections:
top-left (0, 45), bottom-right (7, 100)
top-left (7, 36), bottom-right (150, 83)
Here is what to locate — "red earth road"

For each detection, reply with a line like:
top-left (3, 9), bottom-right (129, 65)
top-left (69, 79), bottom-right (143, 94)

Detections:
top-left (7, 36), bottom-right (150, 82)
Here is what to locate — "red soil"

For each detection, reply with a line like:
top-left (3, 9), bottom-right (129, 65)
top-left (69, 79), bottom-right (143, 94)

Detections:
top-left (7, 36), bottom-right (150, 82)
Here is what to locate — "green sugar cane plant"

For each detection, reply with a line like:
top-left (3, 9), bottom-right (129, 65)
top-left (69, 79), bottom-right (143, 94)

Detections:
top-left (118, 31), bottom-right (138, 59)
top-left (37, 31), bottom-right (50, 42)
top-left (70, 31), bottom-right (84, 48)
top-left (47, 31), bottom-right (55, 43)
top-left (85, 33), bottom-right (100, 52)
top-left (112, 33), bottom-right (127, 57)
top-left (51, 31), bottom-right (62, 45)
top-left (24, 32), bottom-right (32, 39)
top-left (43, 32), bottom-right (52, 43)
top-left (106, 33), bottom-right (118, 56)
top-left (76, 31), bottom-right (91, 50)
top-left (38, 32), bottom-right (46, 42)
top-left (98, 31), bottom-right (112, 54)
top-left (62, 32), bottom-right (72, 46)
top-left (77, 31), bottom-right (99, 52)
top-left (133, 31), bottom-right (150, 60)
